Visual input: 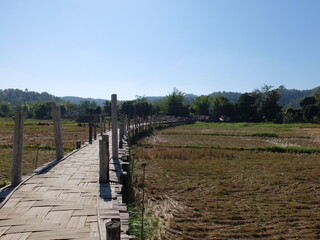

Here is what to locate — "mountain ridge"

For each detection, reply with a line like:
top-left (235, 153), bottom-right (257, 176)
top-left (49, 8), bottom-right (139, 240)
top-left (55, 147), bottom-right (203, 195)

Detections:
top-left (0, 87), bottom-right (319, 108)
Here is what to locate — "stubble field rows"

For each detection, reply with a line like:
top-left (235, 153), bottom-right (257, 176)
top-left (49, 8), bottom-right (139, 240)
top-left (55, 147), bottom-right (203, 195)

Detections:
top-left (133, 122), bottom-right (320, 240)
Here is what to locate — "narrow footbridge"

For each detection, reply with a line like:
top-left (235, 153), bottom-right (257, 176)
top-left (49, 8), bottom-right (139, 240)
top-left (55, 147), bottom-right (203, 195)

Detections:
top-left (0, 94), bottom-right (187, 240)
top-left (0, 132), bottom-right (130, 239)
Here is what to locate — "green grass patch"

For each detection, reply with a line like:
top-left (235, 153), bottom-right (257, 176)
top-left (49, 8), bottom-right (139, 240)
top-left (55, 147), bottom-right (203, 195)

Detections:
top-left (142, 143), bottom-right (320, 155)
top-left (128, 204), bottom-right (154, 240)
top-left (0, 179), bottom-right (8, 188)
top-left (192, 121), bottom-right (320, 128)
top-left (252, 132), bottom-right (279, 138)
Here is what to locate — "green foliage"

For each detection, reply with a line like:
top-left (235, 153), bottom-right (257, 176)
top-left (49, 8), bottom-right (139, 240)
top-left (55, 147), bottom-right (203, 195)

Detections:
top-left (0, 88), bottom-right (60, 107)
top-left (130, 127), bottom-right (155, 145)
top-left (0, 102), bottom-right (13, 117)
top-left (255, 85), bottom-right (282, 122)
top-left (191, 95), bottom-right (210, 115)
top-left (103, 100), bottom-right (111, 117)
top-left (210, 96), bottom-right (234, 120)
top-left (121, 100), bottom-right (154, 118)
top-left (299, 91), bottom-right (320, 123)
top-left (0, 179), bottom-right (8, 188)
top-left (127, 205), bottom-right (154, 240)
top-left (300, 96), bottom-right (316, 107)
top-left (135, 100), bottom-right (154, 118)
top-left (165, 88), bottom-right (189, 117)
top-left (236, 93), bottom-right (259, 122)
top-left (284, 108), bottom-right (302, 123)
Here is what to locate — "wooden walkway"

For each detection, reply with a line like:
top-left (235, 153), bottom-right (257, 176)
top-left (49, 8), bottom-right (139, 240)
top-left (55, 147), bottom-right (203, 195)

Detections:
top-left (0, 132), bottom-right (132, 240)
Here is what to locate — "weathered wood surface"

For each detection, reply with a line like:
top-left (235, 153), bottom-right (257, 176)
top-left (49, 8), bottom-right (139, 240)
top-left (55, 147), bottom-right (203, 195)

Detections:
top-left (0, 132), bottom-right (132, 240)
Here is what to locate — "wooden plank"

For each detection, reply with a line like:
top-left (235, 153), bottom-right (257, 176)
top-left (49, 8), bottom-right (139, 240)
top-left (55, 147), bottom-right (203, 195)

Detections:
top-left (0, 131), bottom-right (132, 240)
top-left (0, 226), bottom-right (10, 236)
top-left (0, 232), bottom-right (31, 240)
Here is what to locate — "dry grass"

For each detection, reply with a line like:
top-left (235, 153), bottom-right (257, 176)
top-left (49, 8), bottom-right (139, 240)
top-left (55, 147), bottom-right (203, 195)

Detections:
top-left (145, 134), bottom-right (320, 149)
top-left (133, 122), bottom-right (320, 240)
top-left (0, 118), bottom-right (89, 182)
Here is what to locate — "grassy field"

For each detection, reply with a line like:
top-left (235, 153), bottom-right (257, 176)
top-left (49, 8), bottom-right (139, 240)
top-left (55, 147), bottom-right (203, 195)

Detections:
top-left (0, 118), bottom-right (91, 186)
top-left (133, 122), bottom-right (320, 240)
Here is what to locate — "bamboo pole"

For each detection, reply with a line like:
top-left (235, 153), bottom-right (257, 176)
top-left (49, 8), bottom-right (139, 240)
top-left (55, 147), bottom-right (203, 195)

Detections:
top-left (52, 106), bottom-right (64, 160)
top-left (99, 135), bottom-right (109, 183)
top-left (11, 112), bottom-right (24, 186)
top-left (111, 94), bottom-right (118, 159)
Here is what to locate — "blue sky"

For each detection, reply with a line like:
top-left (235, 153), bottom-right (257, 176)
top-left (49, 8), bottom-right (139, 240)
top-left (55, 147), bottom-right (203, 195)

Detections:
top-left (0, 0), bottom-right (319, 100)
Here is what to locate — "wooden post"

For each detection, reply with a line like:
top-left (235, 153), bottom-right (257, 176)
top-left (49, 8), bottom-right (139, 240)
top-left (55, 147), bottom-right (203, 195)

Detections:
top-left (127, 117), bottom-right (130, 131)
top-left (52, 106), bottom-right (64, 160)
top-left (124, 115), bottom-right (128, 133)
top-left (141, 163), bottom-right (147, 240)
top-left (120, 115), bottom-right (125, 140)
top-left (94, 115), bottom-right (97, 140)
top-left (111, 94), bottom-right (118, 159)
top-left (89, 123), bottom-right (93, 144)
top-left (103, 116), bottom-right (106, 133)
top-left (11, 112), bottom-right (24, 186)
top-left (100, 115), bottom-right (103, 136)
top-left (106, 219), bottom-right (121, 240)
top-left (119, 115), bottom-right (125, 149)
top-left (119, 122), bottom-right (123, 149)
top-left (99, 135), bottom-right (109, 183)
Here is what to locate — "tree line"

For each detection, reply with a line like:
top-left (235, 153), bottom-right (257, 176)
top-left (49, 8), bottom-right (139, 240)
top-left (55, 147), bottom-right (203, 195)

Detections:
top-left (0, 87), bottom-right (319, 123)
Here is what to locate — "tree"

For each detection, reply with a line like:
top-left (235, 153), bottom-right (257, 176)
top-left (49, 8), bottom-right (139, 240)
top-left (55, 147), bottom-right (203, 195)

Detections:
top-left (79, 100), bottom-right (97, 115)
top-left (192, 95), bottom-right (210, 115)
top-left (103, 100), bottom-right (111, 117)
top-left (300, 96), bottom-right (316, 107)
top-left (300, 95), bottom-right (320, 122)
top-left (135, 101), bottom-right (153, 118)
top-left (254, 85), bottom-right (282, 122)
top-left (284, 107), bottom-right (302, 123)
top-left (236, 93), bottom-right (259, 122)
top-left (120, 101), bottom-right (135, 118)
top-left (210, 96), bottom-right (235, 121)
top-left (0, 102), bottom-right (13, 117)
top-left (165, 88), bottom-right (189, 117)
top-left (30, 102), bottom-right (53, 119)
top-left (302, 105), bottom-right (319, 122)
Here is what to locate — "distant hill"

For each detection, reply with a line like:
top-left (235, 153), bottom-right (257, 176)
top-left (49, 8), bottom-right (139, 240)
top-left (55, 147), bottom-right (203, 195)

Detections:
top-left (0, 88), bottom-right (61, 106)
top-left (60, 96), bottom-right (106, 106)
top-left (1, 86), bottom-right (319, 108)
top-left (278, 87), bottom-right (320, 108)
top-left (209, 91), bottom-right (242, 103)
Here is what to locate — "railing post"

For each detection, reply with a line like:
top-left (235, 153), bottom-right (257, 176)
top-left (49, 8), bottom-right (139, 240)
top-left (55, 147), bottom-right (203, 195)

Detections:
top-left (52, 106), bottom-right (64, 160)
top-left (119, 115), bottom-right (125, 149)
top-left (89, 123), bottom-right (93, 144)
top-left (106, 219), bottom-right (121, 240)
top-left (103, 116), bottom-right (106, 133)
top-left (99, 135), bottom-right (109, 183)
top-left (11, 112), bottom-right (24, 186)
top-left (94, 115), bottom-right (97, 140)
top-left (100, 115), bottom-right (103, 136)
top-left (111, 94), bottom-right (118, 159)
top-left (119, 121), bottom-right (123, 149)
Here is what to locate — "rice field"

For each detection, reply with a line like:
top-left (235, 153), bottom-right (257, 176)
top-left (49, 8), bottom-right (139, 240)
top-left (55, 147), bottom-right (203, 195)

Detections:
top-left (133, 122), bottom-right (320, 240)
top-left (0, 118), bottom-right (90, 183)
